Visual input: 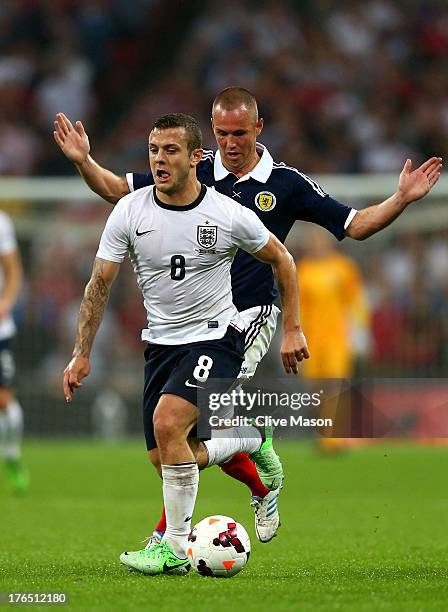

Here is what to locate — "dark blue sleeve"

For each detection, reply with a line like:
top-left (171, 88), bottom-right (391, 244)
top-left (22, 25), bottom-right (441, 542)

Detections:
top-left (291, 173), bottom-right (354, 241)
top-left (129, 172), bottom-right (154, 190)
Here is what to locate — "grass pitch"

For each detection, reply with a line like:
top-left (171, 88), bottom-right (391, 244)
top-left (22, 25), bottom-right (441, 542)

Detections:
top-left (1, 440), bottom-right (448, 611)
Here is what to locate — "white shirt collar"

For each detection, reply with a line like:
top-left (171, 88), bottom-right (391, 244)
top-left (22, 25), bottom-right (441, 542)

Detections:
top-left (213, 143), bottom-right (273, 183)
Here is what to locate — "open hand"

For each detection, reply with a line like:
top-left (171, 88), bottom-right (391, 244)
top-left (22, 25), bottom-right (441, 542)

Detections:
top-left (54, 112), bottom-right (90, 165)
top-left (398, 157), bottom-right (442, 204)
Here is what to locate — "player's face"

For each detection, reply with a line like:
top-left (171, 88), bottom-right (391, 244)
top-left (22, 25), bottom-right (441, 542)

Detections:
top-left (149, 127), bottom-right (197, 195)
top-left (212, 107), bottom-right (263, 177)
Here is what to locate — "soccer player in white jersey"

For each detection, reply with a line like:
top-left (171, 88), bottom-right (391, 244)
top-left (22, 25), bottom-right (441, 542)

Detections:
top-left (0, 211), bottom-right (28, 494)
top-left (54, 88), bottom-right (442, 546)
top-left (62, 113), bottom-right (308, 575)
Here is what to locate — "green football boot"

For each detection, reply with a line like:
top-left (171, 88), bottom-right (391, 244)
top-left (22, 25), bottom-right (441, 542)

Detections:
top-left (5, 459), bottom-right (29, 495)
top-left (249, 425), bottom-right (284, 490)
top-left (120, 541), bottom-right (190, 575)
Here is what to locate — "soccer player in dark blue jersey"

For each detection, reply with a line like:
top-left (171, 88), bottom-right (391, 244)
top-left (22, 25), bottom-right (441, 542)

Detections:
top-left (54, 87), bottom-right (442, 545)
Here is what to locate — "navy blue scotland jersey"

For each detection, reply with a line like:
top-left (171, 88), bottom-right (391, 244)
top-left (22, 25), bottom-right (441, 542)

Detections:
top-left (127, 145), bottom-right (356, 311)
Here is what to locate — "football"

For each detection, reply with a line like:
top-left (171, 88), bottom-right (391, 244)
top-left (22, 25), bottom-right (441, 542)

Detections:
top-left (187, 515), bottom-right (251, 578)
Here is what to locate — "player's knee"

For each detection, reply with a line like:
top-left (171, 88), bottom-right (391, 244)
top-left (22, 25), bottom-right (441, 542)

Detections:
top-left (153, 411), bottom-right (183, 447)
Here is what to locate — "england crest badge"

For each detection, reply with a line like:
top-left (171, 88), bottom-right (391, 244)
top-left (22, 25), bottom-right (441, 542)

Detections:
top-left (197, 225), bottom-right (218, 252)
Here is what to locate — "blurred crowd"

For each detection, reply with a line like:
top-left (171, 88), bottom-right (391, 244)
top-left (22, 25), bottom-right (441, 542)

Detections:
top-left (164, 0), bottom-right (448, 175)
top-left (363, 228), bottom-right (448, 376)
top-left (291, 226), bottom-right (448, 379)
top-left (0, 0), bottom-right (198, 175)
top-left (1, 0), bottom-right (447, 176)
top-left (0, 0), bottom-right (447, 423)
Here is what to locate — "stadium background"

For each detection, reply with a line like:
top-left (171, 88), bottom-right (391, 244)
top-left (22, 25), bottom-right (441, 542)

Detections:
top-left (1, 2), bottom-right (448, 610)
top-left (0, 0), bottom-right (446, 438)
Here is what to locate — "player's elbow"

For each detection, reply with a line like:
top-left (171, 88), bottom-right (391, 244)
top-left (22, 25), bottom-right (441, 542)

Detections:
top-left (105, 194), bottom-right (121, 205)
top-left (103, 179), bottom-right (129, 204)
top-left (346, 211), bottom-right (381, 241)
top-left (345, 223), bottom-right (371, 241)
top-left (103, 190), bottom-right (126, 205)
top-left (351, 231), bottom-right (369, 241)
top-left (272, 248), bottom-right (295, 272)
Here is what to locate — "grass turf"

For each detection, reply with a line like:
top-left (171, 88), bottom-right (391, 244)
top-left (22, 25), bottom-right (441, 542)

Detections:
top-left (1, 440), bottom-right (448, 611)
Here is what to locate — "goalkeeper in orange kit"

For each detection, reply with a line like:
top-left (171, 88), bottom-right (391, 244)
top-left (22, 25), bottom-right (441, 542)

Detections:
top-left (296, 228), bottom-right (371, 449)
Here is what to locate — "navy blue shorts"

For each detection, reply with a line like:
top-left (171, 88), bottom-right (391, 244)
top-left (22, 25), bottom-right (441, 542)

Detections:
top-left (0, 338), bottom-right (15, 388)
top-left (143, 325), bottom-right (245, 450)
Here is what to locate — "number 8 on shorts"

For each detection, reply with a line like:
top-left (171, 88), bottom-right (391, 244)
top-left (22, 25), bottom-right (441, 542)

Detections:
top-left (193, 355), bottom-right (214, 383)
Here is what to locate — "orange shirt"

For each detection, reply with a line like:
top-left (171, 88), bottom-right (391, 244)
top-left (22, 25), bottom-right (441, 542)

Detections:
top-left (297, 252), bottom-right (369, 377)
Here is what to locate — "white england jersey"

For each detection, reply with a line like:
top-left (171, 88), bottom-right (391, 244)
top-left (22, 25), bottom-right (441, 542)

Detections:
top-left (97, 184), bottom-right (270, 345)
top-left (0, 211), bottom-right (18, 340)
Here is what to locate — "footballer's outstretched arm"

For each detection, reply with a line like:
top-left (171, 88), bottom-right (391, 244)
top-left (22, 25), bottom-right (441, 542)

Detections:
top-left (346, 157), bottom-right (442, 240)
top-left (254, 233), bottom-right (309, 374)
top-left (63, 257), bottom-right (120, 401)
top-left (54, 113), bottom-right (129, 204)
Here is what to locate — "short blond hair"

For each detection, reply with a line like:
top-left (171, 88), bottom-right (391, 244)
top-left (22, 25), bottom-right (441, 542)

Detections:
top-left (212, 87), bottom-right (258, 120)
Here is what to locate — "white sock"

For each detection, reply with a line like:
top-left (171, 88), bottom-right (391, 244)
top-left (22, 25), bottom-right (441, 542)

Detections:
top-left (204, 425), bottom-right (262, 466)
top-left (2, 399), bottom-right (23, 461)
top-left (162, 462), bottom-right (199, 559)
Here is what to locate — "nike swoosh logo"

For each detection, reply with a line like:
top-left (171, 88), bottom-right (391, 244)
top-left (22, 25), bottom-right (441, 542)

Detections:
top-left (136, 228), bottom-right (155, 236)
top-left (163, 560), bottom-right (189, 573)
top-left (185, 379), bottom-right (205, 389)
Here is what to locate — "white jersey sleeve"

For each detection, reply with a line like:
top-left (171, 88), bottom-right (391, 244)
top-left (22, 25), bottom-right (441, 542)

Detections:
top-left (0, 212), bottom-right (17, 255)
top-left (96, 200), bottom-right (130, 263)
top-left (231, 205), bottom-right (269, 254)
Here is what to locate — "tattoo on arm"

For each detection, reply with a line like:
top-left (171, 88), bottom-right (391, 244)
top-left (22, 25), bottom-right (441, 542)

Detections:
top-left (73, 259), bottom-right (111, 358)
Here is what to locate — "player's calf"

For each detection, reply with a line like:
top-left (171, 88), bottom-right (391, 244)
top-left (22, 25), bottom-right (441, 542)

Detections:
top-left (147, 448), bottom-right (162, 477)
